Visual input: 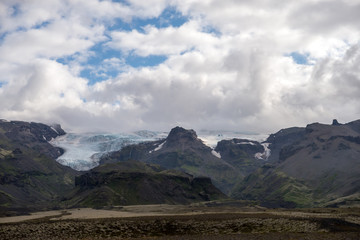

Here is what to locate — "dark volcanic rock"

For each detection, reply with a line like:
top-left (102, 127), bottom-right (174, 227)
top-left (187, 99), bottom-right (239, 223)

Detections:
top-left (101, 126), bottom-right (242, 195)
top-left (166, 126), bottom-right (198, 144)
top-left (266, 127), bottom-right (306, 163)
top-left (233, 120), bottom-right (360, 208)
top-left (0, 120), bottom-right (66, 159)
top-left (214, 139), bottom-right (264, 176)
top-left (332, 119), bottom-right (341, 126)
top-left (65, 161), bottom-right (226, 207)
top-left (0, 120), bottom-right (76, 216)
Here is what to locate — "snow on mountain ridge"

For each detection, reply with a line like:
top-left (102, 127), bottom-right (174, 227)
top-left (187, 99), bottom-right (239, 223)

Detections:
top-left (51, 130), bottom-right (268, 171)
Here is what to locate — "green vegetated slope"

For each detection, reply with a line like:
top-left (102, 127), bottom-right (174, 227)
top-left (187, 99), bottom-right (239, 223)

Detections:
top-left (232, 120), bottom-right (360, 208)
top-left (63, 160), bottom-right (227, 208)
top-left (0, 120), bottom-right (77, 215)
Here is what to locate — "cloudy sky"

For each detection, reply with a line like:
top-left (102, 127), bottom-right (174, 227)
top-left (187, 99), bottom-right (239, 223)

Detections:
top-left (0, 0), bottom-right (360, 133)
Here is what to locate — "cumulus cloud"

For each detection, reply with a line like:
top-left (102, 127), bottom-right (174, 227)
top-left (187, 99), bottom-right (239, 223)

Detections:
top-left (0, 0), bottom-right (360, 133)
top-left (109, 20), bottom-right (218, 56)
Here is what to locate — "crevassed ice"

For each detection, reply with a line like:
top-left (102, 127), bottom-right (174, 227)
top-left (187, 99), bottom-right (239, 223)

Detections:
top-left (50, 131), bottom-right (167, 171)
top-left (51, 130), bottom-right (269, 171)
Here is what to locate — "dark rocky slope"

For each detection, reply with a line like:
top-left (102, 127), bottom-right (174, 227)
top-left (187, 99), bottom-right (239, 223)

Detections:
top-left (62, 160), bottom-right (226, 208)
top-left (0, 121), bottom-right (228, 215)
top-left (101, 127), bottom-right (265, 194)
top-left (232, 120), bottom-right (360, 207)
top-left (214, 138), bottom-right (265, 176)
top-left (0, 120), bottom-right (77, 216)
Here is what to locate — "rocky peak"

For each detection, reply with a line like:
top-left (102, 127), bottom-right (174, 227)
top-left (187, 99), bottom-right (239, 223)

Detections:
top-left (49, 123), bottom-right (66, 136)
top-left (0, 120), bottom-right (66, 159)
top-left (332, 119), bottom-right (341, 126)
top-left (0, 120), bottom-right (66, 142)
top-left (166, 126), bottom-right (199, 144)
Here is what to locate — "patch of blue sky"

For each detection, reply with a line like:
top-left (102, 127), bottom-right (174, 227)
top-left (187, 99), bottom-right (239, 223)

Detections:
top-left (0, 82), bottom-right (4, 88)
top-left (10, 3), bottom-right (21, 17)
top-left (109, 6), bottom-right (188, 33)
top-left (55, 40), bottom-right (122, 84)
top-left (81, 64), bottom-right (123, 85)
top-left (80, 69), bottom-right (101, 85)
top-left (0, 33), bottom-right (6, 43)
top-left (126, 54), bottom-right (167, 68)
top-left (79, 53), bottom-right (168, 85)
top-left (201, 24), bottom-right (222, 37)
top-left (59, 6), bottom-right (185, 85)
top-left (33, 20), bottom-right (52, 30)
top-left (111, 0), bottom-right (129, 5)
top-left (287, 52), bottom-right (311, 65)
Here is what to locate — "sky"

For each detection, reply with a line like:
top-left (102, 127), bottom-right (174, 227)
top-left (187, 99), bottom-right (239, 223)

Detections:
top-left (0, 0), bottom-right (360, 133)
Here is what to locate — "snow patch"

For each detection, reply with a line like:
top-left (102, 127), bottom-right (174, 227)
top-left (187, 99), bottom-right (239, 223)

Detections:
top-left (149, 141), bottom-right (166, 153)
top-left (51, 127), bottom-right (59, 134)
top-left (254, 143), bottom-right (271, 160)
top-left (198, 130), bottom-right (268, 148)
top-left (42, 135), bottom-right (46, 141)
top-left (237, 141), bottom-right (256, 145)
top-left (211, 150), bottom-right (221, 158)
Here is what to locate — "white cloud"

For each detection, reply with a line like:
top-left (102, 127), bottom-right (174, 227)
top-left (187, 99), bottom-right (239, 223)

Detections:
top-left (0, 0), bottom-right (360, 133)
top-left (108, 20), bottom-right (220, 56)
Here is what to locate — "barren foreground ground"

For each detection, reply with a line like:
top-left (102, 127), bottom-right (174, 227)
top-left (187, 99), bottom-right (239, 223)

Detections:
top-left (1, 203), bottom-right (360, 240)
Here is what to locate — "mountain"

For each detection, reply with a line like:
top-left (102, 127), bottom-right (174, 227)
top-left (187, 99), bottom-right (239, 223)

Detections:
top-left (214, 138), bottom-right (267, 176)
top-left (2, 118), bottom-right (360, 213)
top-left (232, 120), bottom-right (360, 208)
top-left (62, 160), bottom-right (226, 208)
top-left (100, 126), bottom-right (266, 194)
top-left (0, 121), bottom-right (227, 215)
top-left (0, 120), bottom-right (77, 216)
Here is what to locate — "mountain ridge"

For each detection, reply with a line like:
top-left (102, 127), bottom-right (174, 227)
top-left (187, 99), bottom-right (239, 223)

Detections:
top-left (0, 121), bottom-right (228, 216)
top-left (1, 118), bottom-right (360, 215)
top-left (100, 126), bottom-right (264, 194)
top-left (232, 119), bottom-right (360, 207)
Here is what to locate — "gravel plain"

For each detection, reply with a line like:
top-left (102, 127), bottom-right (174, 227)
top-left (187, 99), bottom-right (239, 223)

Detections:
top-left (1, 205), bottom-right (359, 240)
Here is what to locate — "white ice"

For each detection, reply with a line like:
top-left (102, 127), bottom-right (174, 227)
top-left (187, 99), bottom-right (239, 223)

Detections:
top-left (50, 131), bottom-right (166, 171)
top-left (211, 150), bottom-right (221, 158)
top-left (254, 143), bottom-right (271, 160)
top-left (149, 141), bottom-right (166, 153)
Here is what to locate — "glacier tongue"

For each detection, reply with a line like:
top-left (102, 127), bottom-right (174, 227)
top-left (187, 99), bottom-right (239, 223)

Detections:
top-left (50, 131), bottom-right (167, 171)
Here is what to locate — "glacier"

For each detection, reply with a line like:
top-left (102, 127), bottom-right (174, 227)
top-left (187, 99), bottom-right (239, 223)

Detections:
top-left (51, 130), bottom-right (268, 171)
top-left (50, 131), bottom-right (167, 171)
